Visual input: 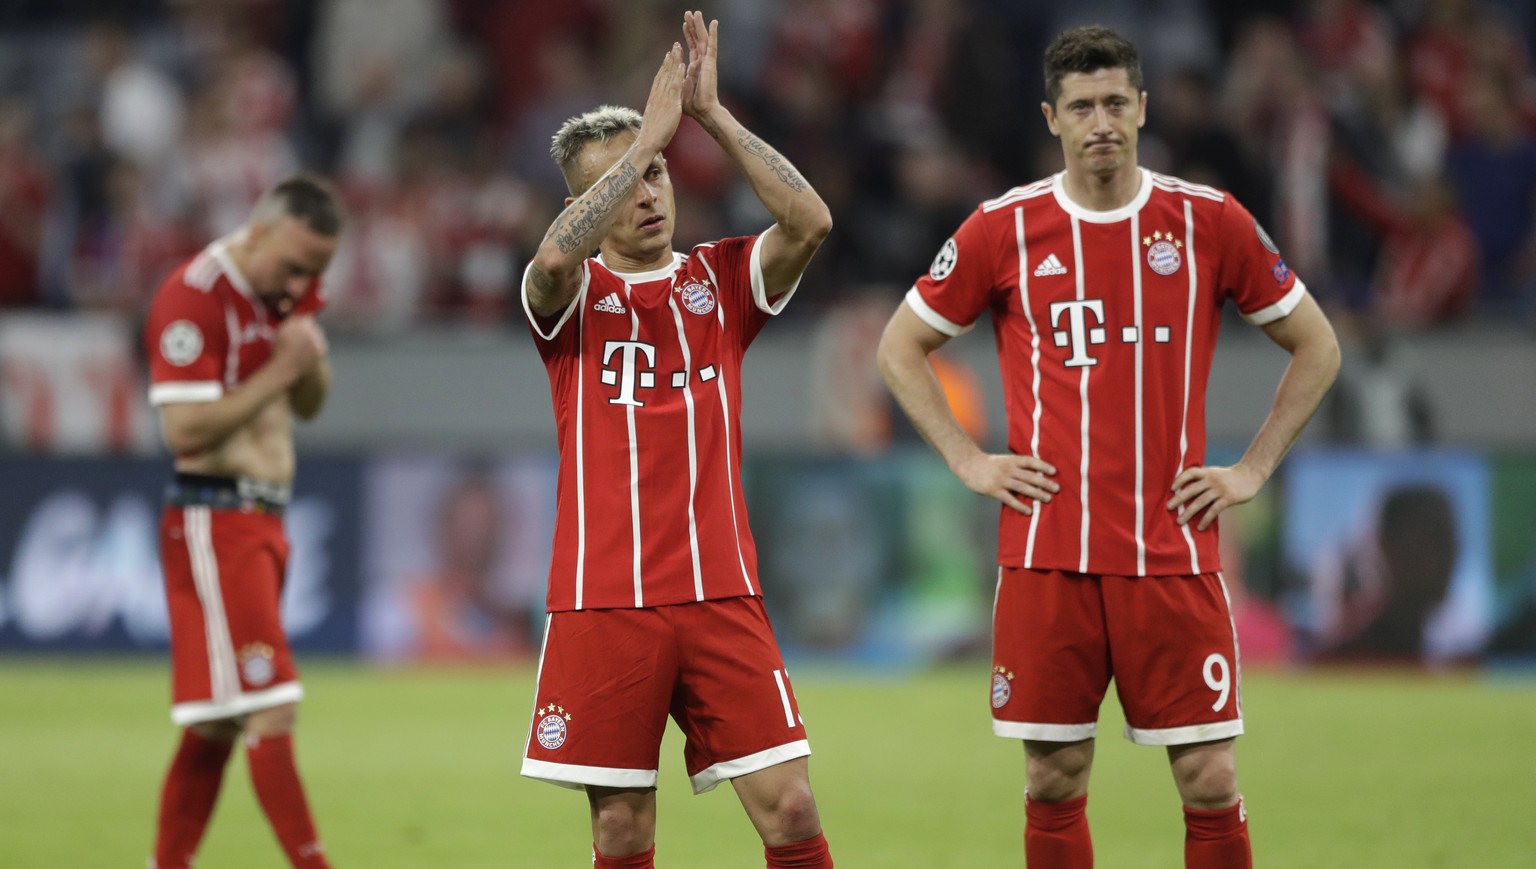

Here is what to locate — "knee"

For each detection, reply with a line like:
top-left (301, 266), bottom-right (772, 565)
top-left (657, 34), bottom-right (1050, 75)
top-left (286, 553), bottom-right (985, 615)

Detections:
top-left (592, 803), bottom-right (653, 856)
top-left (765, 781), bottom-right (822, 843)
top-left (1026, 744), bottom-right (1093, 803)
top-left (1175, 754), bottom-right (1240, 810)
top-left (189, 719), bottom-right (242, 742)
top-left (244, 703), bottom-right (298, 737)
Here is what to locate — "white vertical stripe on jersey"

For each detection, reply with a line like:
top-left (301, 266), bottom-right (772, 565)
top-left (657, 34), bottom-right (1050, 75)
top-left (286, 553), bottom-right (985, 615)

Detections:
top-left (696, 253), bottom-right (756, 595)
top-left (666, 295), bottom-right (706, 600)
top-left (574, 294), bottom-right (588, 608)
top-left (624, 285), bottom-right (644, 607)
top-left (1015, 208), bottom-right (1043, 568)
top-left (1178, 201), bottom-right (1201, 572)
top-left (1131, 212), bottom-right (1146, 576)
top-left (1071, 216), bottom-right (1090, 573)
top-left (222, 303), bottom-right (240, 390)
top-left (185, 506), bottom-right (239, 704)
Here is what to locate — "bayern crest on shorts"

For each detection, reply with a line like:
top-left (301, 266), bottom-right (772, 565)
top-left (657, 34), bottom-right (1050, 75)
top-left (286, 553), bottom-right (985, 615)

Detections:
top-left (239, 643), bottom-right (276, 686)
top-left (990, 666), bottom-right (1014, 709)
top-left (678, 280), bottom-right (715, 315)
top-left (535, 704), bottom-right (572, 750)
top-left (1143, 230), bottom-right (1183, 276)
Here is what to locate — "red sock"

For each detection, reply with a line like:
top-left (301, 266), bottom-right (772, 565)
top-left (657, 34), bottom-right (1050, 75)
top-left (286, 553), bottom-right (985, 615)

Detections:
top-left (152, 729), bottom-right (234, 869)
top-left (593, 842), bottom-right (655, 868)
top-left (246, 733), bottom-right (331, 868)
top-left (765, 831), bottom-right (833, 868)
top-left (1184, 797), bottom-right (1252, 869)
top-left (1025, 793), bottom-right (1093, 868)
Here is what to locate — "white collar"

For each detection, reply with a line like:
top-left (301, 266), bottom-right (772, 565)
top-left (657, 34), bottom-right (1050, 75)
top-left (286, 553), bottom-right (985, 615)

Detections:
top-left (596, 251), bottom-right (682, 283)
top-left (209, 231), bottom-right (259, 300)
top-left (1050, 167), bottom-right (1153, 224)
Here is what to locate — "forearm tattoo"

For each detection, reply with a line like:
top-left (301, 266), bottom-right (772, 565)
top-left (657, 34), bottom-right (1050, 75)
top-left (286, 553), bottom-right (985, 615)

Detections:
top-left (553, 161), bottom-right (641, 254)
top-left (528, 262), bottom-right (557, 304)
top-left (736, 130), bottom-right (806, 192)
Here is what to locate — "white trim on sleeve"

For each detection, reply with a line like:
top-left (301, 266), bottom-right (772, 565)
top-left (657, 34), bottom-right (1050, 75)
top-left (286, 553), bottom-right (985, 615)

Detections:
top-left (992, 720), bottom-right (1098, 741)
top-left (903, 287), bottom-right (974, 337)
top-left (1241, 279), bottom-right (1307, 326)
top-left (149, 381), bottom-right (224, 406)
top-left (1123, 718), bottom-right (1244, 746)
top-left (749, 228), bottom-right (804, 315)
top-left (688, 739), bottom-right (812, 795)
top-left (521, 260), bottom-right (587, 341)
top-left (519, 758), bottom-right (659, 792)
top-left (170, 682), bottom-right (304, 725)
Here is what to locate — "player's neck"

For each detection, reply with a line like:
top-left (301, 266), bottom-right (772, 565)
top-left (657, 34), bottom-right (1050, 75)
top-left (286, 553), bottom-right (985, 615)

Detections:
top-left (1060, 162), bottom-right (1143, 213)
top-left (598, 244), bottom-right (674, 275)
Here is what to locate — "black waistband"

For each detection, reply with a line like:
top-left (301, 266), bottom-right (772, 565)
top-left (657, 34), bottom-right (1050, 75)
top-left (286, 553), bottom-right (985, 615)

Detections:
top-left (165, 473), bottom-right (290, 515)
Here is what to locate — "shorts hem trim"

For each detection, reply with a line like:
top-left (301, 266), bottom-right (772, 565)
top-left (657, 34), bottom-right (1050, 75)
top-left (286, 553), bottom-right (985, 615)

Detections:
top-left (520, 758), bottom-right (659, 791)
top-left (688, 739), bottom-right (812, 795)
top-left (170, 682), bottom-right (303, 725)
top-left (1123, 719), bottom-right (1244, 746)
top-left (992, 720), bottom-right (1097, 741)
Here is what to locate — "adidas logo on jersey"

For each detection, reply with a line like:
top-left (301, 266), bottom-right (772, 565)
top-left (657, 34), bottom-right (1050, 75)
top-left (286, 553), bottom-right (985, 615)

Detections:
top-left (1034, 254), bottom-right (1068, 277)
top-left (593, 292), bottom-right (626, 314)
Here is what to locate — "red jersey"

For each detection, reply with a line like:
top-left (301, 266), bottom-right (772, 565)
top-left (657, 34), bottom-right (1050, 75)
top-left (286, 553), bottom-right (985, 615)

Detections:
top-left (145, 236), bottom-right (325, 412)
top-left (909, 169), bottom-right (1304, 576)
top-left (522, 234), bottom-right (797, 612)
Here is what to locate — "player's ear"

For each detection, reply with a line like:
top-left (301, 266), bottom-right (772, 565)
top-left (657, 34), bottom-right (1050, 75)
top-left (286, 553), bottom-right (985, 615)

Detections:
top-left (1041, 101), bottom-right (1059, 136)
top-left (1138, 91), bottom-right (1148, 129)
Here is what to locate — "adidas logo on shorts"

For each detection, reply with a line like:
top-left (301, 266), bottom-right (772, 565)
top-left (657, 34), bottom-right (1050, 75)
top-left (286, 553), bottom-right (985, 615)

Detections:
top-left (593, 292), bottom-right (626, 314)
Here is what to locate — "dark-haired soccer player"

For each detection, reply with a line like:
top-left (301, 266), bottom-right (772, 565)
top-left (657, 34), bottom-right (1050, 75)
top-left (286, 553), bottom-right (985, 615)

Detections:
top-left (519, 13), bottom-right (835, 869)
top-left (144, 174), bottom-right (341, 868)
top-left (878, 25), bottom-right (1339, 868)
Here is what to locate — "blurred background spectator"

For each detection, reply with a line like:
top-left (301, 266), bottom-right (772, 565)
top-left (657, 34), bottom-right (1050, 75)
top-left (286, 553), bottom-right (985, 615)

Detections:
top-left (0, 0), bottom-right (1528, 331)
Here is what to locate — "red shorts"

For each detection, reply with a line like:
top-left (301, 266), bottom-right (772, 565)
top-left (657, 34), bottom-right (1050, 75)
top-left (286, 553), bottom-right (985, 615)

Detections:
top-left (990, 567), bottom-right (1244, 746)
top-left (161, 505), bottom-right (302, 725)
top-left (521, 596), bottom-right (810, 794)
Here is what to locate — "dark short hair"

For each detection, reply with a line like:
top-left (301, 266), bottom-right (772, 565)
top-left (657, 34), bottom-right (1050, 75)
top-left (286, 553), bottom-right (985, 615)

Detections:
top-left (1043, 25), bottom-right (1143, 106)
top-left (255, 173), bottom-right (344, 236)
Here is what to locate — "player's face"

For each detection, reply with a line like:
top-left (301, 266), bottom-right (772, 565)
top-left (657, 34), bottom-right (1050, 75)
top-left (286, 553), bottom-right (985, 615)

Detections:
top-left (1043, 68), bottom-right (1146, 178)
top-left (244, 216), bottom-right (338, 308)
top-left (569, 131), bottom-right (675, 266)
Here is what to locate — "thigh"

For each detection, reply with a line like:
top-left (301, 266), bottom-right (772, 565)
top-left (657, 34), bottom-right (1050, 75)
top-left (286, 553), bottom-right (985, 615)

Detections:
top-left (1104, 572), bottom-right (1244, 745)
top-left (991, 567), bottom-right (1111, 741)
top-left (522, 607), bottom-right (678, 791)
top-left (670, 597), bottom-right (811, 795)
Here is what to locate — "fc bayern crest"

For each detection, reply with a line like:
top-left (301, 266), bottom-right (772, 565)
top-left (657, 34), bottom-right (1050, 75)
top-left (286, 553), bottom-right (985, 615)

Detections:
top-left (535, 704), bottom-right (572, 750)
top-left (991, 667), bottom-right (1014, 709)
top-left (679, 280), bottom-right (715, 315)
top-left (1147, 239), bottom-right (1182, 275)
top-left (239, 643), bottom-right (275, 687)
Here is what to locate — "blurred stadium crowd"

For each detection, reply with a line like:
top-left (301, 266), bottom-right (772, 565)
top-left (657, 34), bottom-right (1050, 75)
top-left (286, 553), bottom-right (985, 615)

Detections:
top-left (0, 0), bottom-right (1533, 333)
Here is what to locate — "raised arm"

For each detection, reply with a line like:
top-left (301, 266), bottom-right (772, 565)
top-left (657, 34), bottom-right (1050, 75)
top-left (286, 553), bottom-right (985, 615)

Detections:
top-left (681, 12), bottom-right (832, 295)
top-left (1167, 293), bottom-right (1340, 529)
top-left (526, 45), bottom-right (687, 317)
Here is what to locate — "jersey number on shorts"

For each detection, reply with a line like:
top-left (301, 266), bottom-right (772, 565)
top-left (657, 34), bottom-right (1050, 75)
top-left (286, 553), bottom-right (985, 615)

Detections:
top-left (1202, 653), bottom-right (1232, 711)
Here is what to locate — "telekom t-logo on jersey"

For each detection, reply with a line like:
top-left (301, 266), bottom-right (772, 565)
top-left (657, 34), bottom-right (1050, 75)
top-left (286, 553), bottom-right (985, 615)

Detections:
top-left (1050, 300), bottom-right (1107, 368)
top-left (601, 340), bottom-right (657, 406)
top-left (599, 340), bottom-right (720, 407)
top-left (1049, 299), bottom-right (1174, 368)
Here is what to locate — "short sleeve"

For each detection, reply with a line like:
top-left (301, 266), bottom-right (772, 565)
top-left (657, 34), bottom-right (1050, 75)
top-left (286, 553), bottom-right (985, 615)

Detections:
top-left (1217, 197), bottom-right (1306, 325)
top-left (521, 259), bottom-right (587, 345)
top-left (907, 207), bottom-right (1001, 336)
top-left (144, 277), bottom-right (230, 406)
top-left (691, 235), bottom-right (771, 347)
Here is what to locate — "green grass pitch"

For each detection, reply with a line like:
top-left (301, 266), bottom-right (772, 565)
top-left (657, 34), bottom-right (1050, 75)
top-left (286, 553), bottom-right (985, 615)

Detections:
top-left (1, 660), bottom-right (1532, 867)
